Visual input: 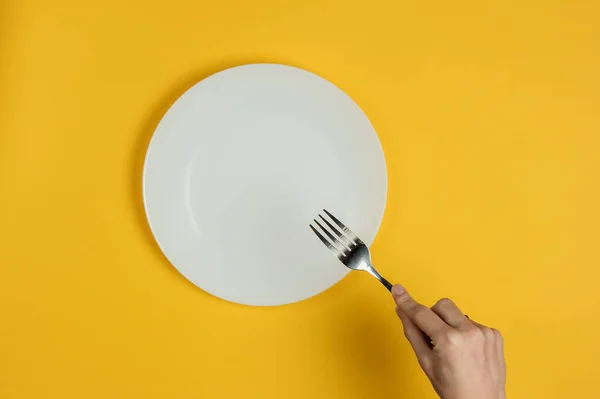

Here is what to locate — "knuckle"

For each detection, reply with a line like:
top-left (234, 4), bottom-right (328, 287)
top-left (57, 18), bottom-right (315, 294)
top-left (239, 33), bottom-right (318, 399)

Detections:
top-left (466, 325), bottom-right (484, 340)
top-left (492, 328), bottom-right (503, 341)
top-left (441, 328), bottom-right (462, 346)
top-left (435, 297), bottom-right (454, 308)
top-left (395, 293), bottom-right (414, 307)
top-left (481, 327), bottom-right (495, 340)
top-left (436, 331), bottom-right (462, 358)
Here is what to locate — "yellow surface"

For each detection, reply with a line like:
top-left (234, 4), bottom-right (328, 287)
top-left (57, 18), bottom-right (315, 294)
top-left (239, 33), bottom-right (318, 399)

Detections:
top-left (1, 0), bottom-right (599, 398)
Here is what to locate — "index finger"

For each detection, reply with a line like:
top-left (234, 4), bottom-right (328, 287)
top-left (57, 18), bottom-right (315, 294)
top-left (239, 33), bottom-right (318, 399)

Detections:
top-left (392, 285), bottom-right (451, 343)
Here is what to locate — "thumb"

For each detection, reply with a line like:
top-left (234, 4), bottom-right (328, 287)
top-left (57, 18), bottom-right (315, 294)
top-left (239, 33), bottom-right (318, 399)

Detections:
top-left (390, 284), bottom-right (449, 343)
top-left (392, 284), bottom-right (425, 316)
top-left (391, 284), bottom-right (409, 306)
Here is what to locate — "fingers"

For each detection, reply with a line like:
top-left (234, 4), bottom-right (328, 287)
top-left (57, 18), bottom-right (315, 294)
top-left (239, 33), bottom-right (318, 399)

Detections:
top-left (395, 307), bottom-right (432, 364)
top-left (431, 298), bottom-right (469, 329)
top-left (392, 285), bottom-right (450, 344)
top-left (493, 329), bottom-right (505, 372)
top-left (470, 319), bottom-right (495, 336)
top-left (493, 328), bottom-right (504, 351)
top-left (469, 319), bottom-right (504, 361)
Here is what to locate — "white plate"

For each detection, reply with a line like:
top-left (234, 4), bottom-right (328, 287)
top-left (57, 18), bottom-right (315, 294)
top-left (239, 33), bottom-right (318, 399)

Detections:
top-left (143, 64), bottom-right (387, 306)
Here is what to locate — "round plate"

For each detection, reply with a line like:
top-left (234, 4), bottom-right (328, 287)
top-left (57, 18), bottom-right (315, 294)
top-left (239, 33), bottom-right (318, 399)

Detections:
top-left (143, 64), bottom-right (387, 306)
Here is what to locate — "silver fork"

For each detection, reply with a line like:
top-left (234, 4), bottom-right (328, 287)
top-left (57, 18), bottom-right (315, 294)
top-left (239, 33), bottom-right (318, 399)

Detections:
top-left (310, 209), bottom-right (393, 292)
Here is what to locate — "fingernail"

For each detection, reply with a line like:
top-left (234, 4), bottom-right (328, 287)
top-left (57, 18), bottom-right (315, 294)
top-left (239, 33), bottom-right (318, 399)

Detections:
top-left (392, 285), bottom-right (405, 296)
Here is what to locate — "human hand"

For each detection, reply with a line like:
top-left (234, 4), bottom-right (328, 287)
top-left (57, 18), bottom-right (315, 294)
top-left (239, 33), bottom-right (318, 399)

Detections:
top-left (392, 285), bottom-right (506, 399)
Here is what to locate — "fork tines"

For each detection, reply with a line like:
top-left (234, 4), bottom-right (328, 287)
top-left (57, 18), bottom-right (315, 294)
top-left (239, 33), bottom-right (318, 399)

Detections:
top-left (309, 209), bottom-right (363, 260)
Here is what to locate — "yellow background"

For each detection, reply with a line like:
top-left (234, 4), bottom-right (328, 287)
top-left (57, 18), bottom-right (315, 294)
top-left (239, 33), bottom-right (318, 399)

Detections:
top-left (1, 0), bottom-right (599, 397)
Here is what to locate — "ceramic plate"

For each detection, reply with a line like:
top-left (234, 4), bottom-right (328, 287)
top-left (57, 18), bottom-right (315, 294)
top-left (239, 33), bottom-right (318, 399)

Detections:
top-left (143, 64), bottom-right (387, 306)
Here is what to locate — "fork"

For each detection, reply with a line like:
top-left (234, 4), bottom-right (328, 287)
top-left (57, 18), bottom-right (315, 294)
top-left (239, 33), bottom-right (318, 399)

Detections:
top-left (310, 209), bottom-right (393, 291)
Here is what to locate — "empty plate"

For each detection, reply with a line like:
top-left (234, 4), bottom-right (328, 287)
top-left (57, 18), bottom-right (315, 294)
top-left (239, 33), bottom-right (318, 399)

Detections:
top-left (143, 64), bottom-right (387, 306)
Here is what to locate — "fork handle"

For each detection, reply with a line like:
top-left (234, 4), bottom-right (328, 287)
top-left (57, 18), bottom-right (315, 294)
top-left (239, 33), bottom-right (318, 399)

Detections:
top-left (368, 266), bottom-right (393, 292)
top-left (379, 277), bottom-right (393, 292)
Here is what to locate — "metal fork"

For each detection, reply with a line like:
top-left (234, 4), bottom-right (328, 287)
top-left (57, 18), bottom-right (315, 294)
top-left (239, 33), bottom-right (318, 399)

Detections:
top-left (310, 209), bottom-right (393, 291)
